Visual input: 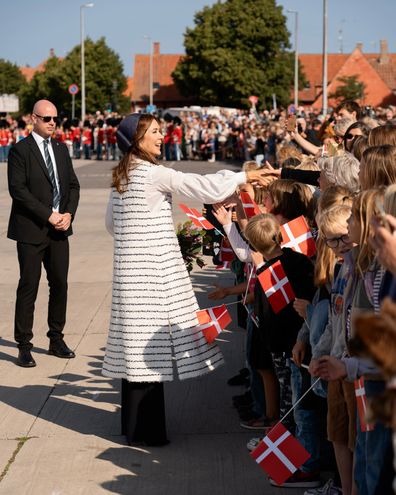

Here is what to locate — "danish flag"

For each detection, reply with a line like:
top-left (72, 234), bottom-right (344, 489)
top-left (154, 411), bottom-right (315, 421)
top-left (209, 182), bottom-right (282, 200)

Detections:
top-left (179, 204), bottom-right (215, 230)
top-left (220, 237), bottom-right (235, 262)
top-left (240, 191), bottom-right (260, 219)
top-left (251, 423), bottom-right (311, 486)
top-left (354, 378), bottom-right (375, 432)
top-left (280, 216), bottom-right (316, 257)
top-left (258, 260), bottom-right (295, 313)
top-left (196, 304), bottom-right (232, 343)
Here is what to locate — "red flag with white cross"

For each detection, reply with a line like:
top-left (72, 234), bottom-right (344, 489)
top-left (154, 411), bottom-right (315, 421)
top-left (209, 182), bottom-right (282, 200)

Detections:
top-left (354, 378), bottom-right (375, 432)
top-left (179, 204), bottom-right (215, 230)
top-left (240, 191), bottom-right (260, 219)
top-left (280, 216), bottom-right (316, 257)
top-left (197, 305), bottom-right (232, 343)
top-left (250, 423), bottom-right (311, 485)
top-left (220, 237), bottom-right (235, 262)
top-left (257, 260), bottom-right (295, 313)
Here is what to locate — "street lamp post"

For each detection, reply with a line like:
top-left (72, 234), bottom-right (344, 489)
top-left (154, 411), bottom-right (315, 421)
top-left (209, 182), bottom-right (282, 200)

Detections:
top-left (143, 35), bottom-right (153, 107)
top-left (80, 2), bottom-right (94, 122)
top-left (322, 0), bottom-right (328, 117)
top-left (287, 10), bottom-right (299, 109)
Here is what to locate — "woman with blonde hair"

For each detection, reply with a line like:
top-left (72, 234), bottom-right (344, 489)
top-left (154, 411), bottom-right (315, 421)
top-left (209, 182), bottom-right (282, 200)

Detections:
top-left (359, 145), bottom-right (396, 190)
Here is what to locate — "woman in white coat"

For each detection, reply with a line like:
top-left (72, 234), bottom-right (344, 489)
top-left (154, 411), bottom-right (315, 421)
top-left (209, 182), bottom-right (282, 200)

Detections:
top-left (104, 113), bottom-right (267, 446)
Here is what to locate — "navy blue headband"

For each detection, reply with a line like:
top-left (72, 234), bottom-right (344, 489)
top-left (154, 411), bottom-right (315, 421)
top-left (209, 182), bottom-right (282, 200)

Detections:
top-left (116, 113), bottom-right (142, 153)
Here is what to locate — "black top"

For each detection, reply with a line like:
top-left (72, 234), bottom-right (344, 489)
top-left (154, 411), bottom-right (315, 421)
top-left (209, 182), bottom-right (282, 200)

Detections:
top-left (281, 168), bottom-right (320, 187)
top-left (254, 248), bottom-right (316, 354)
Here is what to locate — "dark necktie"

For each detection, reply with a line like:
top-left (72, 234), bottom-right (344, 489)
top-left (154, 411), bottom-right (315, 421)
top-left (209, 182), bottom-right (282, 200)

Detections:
top-left (43, 139), bottom-right (60, 210)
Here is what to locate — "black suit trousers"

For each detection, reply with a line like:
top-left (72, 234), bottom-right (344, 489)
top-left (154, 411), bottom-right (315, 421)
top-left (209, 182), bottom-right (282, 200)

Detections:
top-left (15, 236), bottom-right (69, 349)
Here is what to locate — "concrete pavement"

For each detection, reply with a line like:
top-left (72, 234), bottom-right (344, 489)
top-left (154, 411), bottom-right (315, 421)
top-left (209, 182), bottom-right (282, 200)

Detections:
top-left (0, 159), bottom-right (306, 495)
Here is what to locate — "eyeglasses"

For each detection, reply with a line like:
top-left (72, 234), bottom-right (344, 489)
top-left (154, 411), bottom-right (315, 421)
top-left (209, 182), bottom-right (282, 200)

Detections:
top-left (345, 133), bottom-right (354, 140)
top-left (34, 114), bottom-right (59, 124)
top-left (323, 234), bottom-right (350, 248)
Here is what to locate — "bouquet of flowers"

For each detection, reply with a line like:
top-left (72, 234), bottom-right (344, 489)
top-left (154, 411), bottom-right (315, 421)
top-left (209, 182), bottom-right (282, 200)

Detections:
top-left (176, 221), bottom-right (206, 273)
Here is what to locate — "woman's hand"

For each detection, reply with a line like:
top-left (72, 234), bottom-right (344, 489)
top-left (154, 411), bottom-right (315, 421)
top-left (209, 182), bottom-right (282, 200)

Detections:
top-left (293, 299), bottom-right (310, 319)
top-left (246, 168), bottom-right (280, 188)
top-left (212, 203), bottom-right (232, 226)
top-left (292, 341), bottom-right (307, 368)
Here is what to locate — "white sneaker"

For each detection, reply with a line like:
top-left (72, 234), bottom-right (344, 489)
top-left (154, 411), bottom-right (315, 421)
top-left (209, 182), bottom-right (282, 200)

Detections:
top-left (246, 436), bottom-right (262, 451)
top-left (304, 479), bottom-right (342, 495)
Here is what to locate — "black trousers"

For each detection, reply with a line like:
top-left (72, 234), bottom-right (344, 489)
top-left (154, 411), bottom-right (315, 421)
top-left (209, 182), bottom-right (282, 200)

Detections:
top-left (121, 379), bottom-right (168, 446)
top-left (14, 237), bottom-right (69, 350)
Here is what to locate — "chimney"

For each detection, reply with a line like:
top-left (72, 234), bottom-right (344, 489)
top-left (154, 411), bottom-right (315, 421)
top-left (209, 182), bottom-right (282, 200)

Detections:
top-left (49, 48), bottom-right (55, 58)
top-left (153, 42), bottom-right (160, 56)
top-left (379, 39), bottom-right (389, 64)
top-left (356, 42), bottom-right (363, 51)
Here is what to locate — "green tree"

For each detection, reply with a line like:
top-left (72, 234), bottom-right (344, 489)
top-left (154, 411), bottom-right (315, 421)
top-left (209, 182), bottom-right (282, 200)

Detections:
top-left (172, 0), bottom-right (296, 108)
top-left (63, 37), bottom-right (129, 115)
top-left (21, 37), bottom-right (129, 115)
top-left (329, 75), bottom-right (366, 103)
top-left (0, 59), bottom-right (27, 95)
top-left (20, 55), bottom-right (68, 113)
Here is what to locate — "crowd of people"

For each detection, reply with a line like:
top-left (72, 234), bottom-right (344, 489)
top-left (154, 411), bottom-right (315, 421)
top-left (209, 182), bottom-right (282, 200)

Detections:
top-left (4, 98), bottom-right (396, 494)
top-left (201, 101), bottom-right (396, 494)
top-left (1, 102), bottom-right (395, 166)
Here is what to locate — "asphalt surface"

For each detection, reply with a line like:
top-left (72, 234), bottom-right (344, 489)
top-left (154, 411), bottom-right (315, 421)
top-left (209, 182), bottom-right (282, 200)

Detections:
top-left (0, 158), bottom-right (308, 495)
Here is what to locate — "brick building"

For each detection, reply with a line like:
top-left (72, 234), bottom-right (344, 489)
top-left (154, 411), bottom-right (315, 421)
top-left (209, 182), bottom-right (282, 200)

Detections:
top-left (299, 40), bottom-right (396, 109)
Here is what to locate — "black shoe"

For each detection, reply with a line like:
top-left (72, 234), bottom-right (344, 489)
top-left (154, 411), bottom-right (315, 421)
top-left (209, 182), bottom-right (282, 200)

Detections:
top-left (16, 349), bottom-right (36, 368)
top-left (48, 341), bottom-right (75, 359)
top-left (227, 368), bottom-right (250, 386)
top-left (232, 391), bottom-right (253, 406)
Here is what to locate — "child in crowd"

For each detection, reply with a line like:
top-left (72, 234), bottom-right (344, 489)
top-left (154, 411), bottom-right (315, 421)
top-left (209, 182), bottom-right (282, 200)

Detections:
top-left (309, 204), bottom-right (357, 495)
top-left (244, 214), bottom-right (315, 436)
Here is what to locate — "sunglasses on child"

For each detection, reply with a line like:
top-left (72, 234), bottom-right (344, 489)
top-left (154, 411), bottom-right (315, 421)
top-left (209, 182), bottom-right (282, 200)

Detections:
top-left (34, 114), bottom-right (59, 124)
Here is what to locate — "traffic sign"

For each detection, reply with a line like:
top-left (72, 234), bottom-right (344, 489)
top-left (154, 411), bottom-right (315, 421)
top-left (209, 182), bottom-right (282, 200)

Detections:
top-left (248, 95), bottom-right (259, 105)
top-left (68, 84), bottom-right (79, 95)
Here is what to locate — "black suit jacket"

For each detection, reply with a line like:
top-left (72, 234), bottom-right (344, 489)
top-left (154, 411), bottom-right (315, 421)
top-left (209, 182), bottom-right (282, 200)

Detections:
top-left (7, 133), bottom-right (80, 243)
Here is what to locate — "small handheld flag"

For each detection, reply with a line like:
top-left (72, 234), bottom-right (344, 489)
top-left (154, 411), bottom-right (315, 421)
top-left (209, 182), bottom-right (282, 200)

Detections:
top-left (197, 305), bottom-right (232, 343)
top-left (240, 191), bottom-right (260, 219)
top-left (258, 260), bottom-right (295, 313)
top-left (354, 378), bottom-right (375, 432)
top-left (280, 216), bottom-right (316, 258)
top-left (250, 423), bottom-right (311, 486)
top-left (179, 204), bottom-right (215, 230)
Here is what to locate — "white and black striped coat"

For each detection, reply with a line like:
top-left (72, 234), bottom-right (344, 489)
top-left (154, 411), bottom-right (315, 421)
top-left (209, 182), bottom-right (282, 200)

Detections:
top-left (103, 160), bottom-right (246, 382)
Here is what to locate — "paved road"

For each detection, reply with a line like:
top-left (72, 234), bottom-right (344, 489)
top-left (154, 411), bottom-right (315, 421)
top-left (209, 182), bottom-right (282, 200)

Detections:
top-left (0, 159), bottom-right (306, 495)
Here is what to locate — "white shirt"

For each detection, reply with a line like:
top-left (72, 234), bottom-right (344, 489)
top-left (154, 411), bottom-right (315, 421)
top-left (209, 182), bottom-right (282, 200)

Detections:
top-left (223, 222), bottom-right (253, 263)
top-left (32, 131), bottom-right (60, 212)
top-left (106, 163), bottom-right (247, 235)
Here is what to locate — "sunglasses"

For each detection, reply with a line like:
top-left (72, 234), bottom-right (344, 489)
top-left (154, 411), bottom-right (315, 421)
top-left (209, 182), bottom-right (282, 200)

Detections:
top-left (345, 133), bottom-right (355, 140)
top-left (34, 114), bottom-right (59, 124)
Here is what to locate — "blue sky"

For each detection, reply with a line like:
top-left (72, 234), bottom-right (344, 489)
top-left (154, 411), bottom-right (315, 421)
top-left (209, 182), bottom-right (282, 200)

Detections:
top-left (2, 0), bottom-right (395, 76)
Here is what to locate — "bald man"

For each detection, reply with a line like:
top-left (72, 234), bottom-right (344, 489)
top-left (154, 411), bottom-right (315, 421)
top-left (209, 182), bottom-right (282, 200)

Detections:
top-left (7, 100), bottom-right (80, 367)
